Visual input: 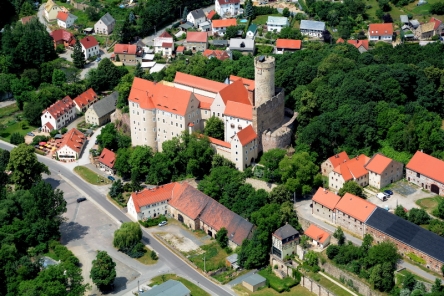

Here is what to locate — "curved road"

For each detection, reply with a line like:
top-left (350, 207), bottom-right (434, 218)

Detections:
top-left (0, 141), bottom-right (233, 296)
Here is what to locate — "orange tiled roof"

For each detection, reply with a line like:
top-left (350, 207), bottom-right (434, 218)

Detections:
top-left (365, 153), bottom-right (392, 175)
top-left (21, 16), bottom-right (35, 24)
top-left (209, 137), bottom-right (231, 148)
top-left (212, 19), bottom-right (237, 28)
top-left (57, 128), bottom-right (85, 154)
top-left (98, 148), bottom-right (116, 168)
top-left (336, 38), bottom-right (345, 44)
top-left (369, 23), bottom-right (393, 36)
top-left (174, 72), bottom-right (226, 93)
top-left (207, 10), bottom-right (216, 20)
top-left (347, 39), bottom-right (369, 50)
top-left (224, 101), bottom-right (252, 120)
top-left (159, 31), bottom-right (172, 38)
top-left (312, 187), bottom-right (341, 210)
top-left (229, 75), bottom-right (255, 91)
top-left (327, 151), bottom-right (350, 168)
top-left (236, 125), bottom-right (257, 146)
top-left (43, 96), bottom-right (75, 119)
top-left (80, 36), bottom-right (98, 49)
top-left (275, 39), bottom-right (302, 49)
top-left (335, 193), bottom-right (377, 222)
top-left (186, 32), bottom-right (208, 43)
top-left (45, 122), bottom-right (54, 130)
top-left (218, 79), bottom-right (251, 106)
top-left (131, 183), bottom-right (178, 213)
top-left (407, 151), bottom-right (444, 184)
top-left (176, 46), bottom-right (185, 52)
top-left (194, 94), bottom-right (213, 109)
top-left (114, 44), bottom-right (137, 55)
top-left (333, 154), bottom-right (369, 182)
top-left (73, 88), bottom-right (98, 109)
top-left (203, 49), bottom-right (230, 61)
top-left (57, 11), bottom-right (69, 21)
top-left (304, 224), bottom-right (330, 244)
top-left (430, 17), bottom-right (442, 30)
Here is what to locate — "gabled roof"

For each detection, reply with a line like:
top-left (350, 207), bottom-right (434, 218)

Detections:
top-left (98, 148), bottom-right (116, 168)
top-left (176, 45), bottom-right (185, 52)
top-left (406, 151), bottom-right (444, 184)
top-left (45, 122), bottom-right (54, 130)
top-left (300, 20), bottom-right (325, 31)
top-left (174, 72), bottom-right (226, 93)
top-left (217, 0), bottom-right (240, 4)
top-left (365, 153), bottom-right (393, 175)
top-left (57, 11), bottom-right (76, 22)
top-left (225, 101), bottom-right (252, 121)
top-left (203, 49), bottom-right (230, 61)
top-left (45, 0), bottom-right (58, 12)
top-left (212, 19), bottom-right (237, 28)
top-left (430, 17), bottom-right (442, 30)
top-left (420, 22), bottom-right (435, 33)
top-left (20, 16), bottom-right (35, 24)
top-left (43, 96), bottom-right (75, 119)
top-left (209, 137), bottom-right (231, 148)
top-left (243, 274), bottom-right (266, 286)
top-left (229, 38), bottom-right (255, 50)
top-left (89, 92), bottom-right (118, 118)
top-left (73, 88), bottom-right (98, 109)
top-left (168, 183), bottom-right (212, 220)
top-left (247, 24), bottom-right (257, 33)
top-left (347, 39), bottom-right (369, 50)
top-left (131, 183), bottom-right (178, 213)
top-left (273, 224), bottom-right (299, 241)
top-left (312, 187), bottom-right (341, 210)
top-left (332, 154), bottom-right (369, 181)
top-left (368, 23), bottom-right (393, 36)
top-left (189, 9), bottom-right (206, 19)
top-left (229, 75), bottom-right (255, 91)
top-left (186, 32), bottom-right (208, 43)
top-left (158, 31), bottom-right (172, 38)
top-left (304, 224), bottom-right (330, 244)
top-left (193, 94), bottom-right (213, 109)
top-left (235, 125), bottom-right (257, 146)
top-left (335, 193), bottom-right (377, 222)
top-left (207, 10), bottom-right (216, 20)
top-left (80, 36), bottom-right (98, 49)
top-left (276, 39), bottom-right (302, 49)
top-left (57, 128), bottom-right (85, 153)
top-left (50, 29), bottom-right (75, 43)
top-left (98, 13), bottom-right (115, 26)
top-left (218, 79), bottom-right (251, 106)
top-left (366, 207), bottom-right (444, 263)
top-left (267, 16), bottom-right (288, 26)
top-left (326, 151), bottom-right (350, 168)
top-left (140, 280), bottom-right (190, 296)
top-left (114, 44), bottom-right (137, 55)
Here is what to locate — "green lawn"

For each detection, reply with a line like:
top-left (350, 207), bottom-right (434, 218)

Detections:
top-left (233, 283), bottom-right (315, 295)
top-left (0, 121), bottom-right (36, 142)
top-left (252, 14), bottom-right (282, 25)
top-left (0, 103), bottom-right (19, 119)
top-left (308, 272), bottom-right (354, 296)
top-left (149, 274), bottom-right (210, 296)
top-left (416, 196), bottom-right (443, 214)
top-left (73, 166), bottom-right (112, 185)
top-left (258, 268), bottom-right (299, 293)
top-left (135, 247), bottom-right (158, 265)
top-left (185, 242), bottom-right (228, 272)
top-left (397, 269), bottom-right (433, 284)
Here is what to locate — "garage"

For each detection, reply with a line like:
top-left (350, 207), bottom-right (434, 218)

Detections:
top-left (431, 184), bottom-right (440, 195)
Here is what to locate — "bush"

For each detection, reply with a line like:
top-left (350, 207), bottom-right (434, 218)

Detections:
top-left (31, 135), bottom-right (50, 146)
top-left (10, 132), bottom-right (25, 145)
top-left (150, 250), bottom-right (158, 260)
top-left (61, 127), bottom-right (68, 134)
top-left (138, 215), bottom-right (167, 227)
top-left (50, 129), bottom-right (60, 138)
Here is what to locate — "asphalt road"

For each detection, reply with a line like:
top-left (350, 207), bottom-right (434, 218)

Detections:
top-left (0, 141), bottom-right (233, 296)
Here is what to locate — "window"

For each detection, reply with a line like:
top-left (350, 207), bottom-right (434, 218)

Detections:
top-left (416, 172), bottom-right (420, 178)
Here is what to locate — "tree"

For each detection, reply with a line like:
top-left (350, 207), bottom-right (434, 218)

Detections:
top-left (211, 154), bottom-right (235, 169)
top-left (305, 251), bottom-right (318, 267)
top-left (326, 245), bottom-right (340, 259)
top-left (395, 205), bottom-right (408, 220)
top-left (244, 0), bottom-right (254, 18)
top-left (215, 227), bottom-right (228, 249)
top-left (134, 62), bottom-right (144, 78)
top-left (113, 222), bottom-right (144, 257)
top-left (300, 235), bottom-right (311, 249)
top-left (338, 181), bottom-right (364, 198)
top-left (72, 39), bottom-right (85, 69)
top-left (361, 234), bottom-right (373, 253)
top-left (369, 264), bottom-right (383, 290)
top-left (260, 148), bottom-right (286, 182)
top-left (269, 185), bottom-right (292, 204)
top-left (109, 179), bottom-right (124, 198)
top-left (282, 7), bottom-right (290, 17)
top-left (52, 69), bottom-right (66, 87)
top-left (150, 250), bottom-right (158, 260)
top-left (23, 101), bottom-right (43, 126)
top-left (10, 132), bottom-right (24, 145)
top-left (225, 26), bottom-right (239, 39)
top-left (90, 251), bottom-right (116, 290)
top-left (434, 198), bottom-right (444, 219)
top-left (430, 2), bottom-right (444, 14)
top-left (87, 59), bottom-right (128, 91)
top-left (408, 208), bottom-right (430, 225)
top-left (402, 271), bottom-right (416, 290)
top-left (7, 144), bottom-right (50, 189)
top-left (19, 1), bottom-right (35, 18)
top-left (85, 7), bottom-right (100, 21)
top-left (204, 116), bottom-right (224, 140)
top-left (182, 6), bottom-right (188, 20)
top-left (432, 278), bottom-right (443, 293)
top-left (333, 227), bottom-right (345, 246)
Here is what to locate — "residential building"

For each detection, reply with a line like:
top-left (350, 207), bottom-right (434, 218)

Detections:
top-left (300, 20), bottom-right (325, 37)
top-left (275, 39), bottom-right (302, 54)
top-left (420, 18), bottom-right (442, 39)
top-left (85, 92), bottom-right (118, 126)
top-left (79, 36), bottom-right (100, 60)
top-left (246, 24), bottom-right (257, 39)
top-left (113, 44), bottom-right (138, 64)
top-left (20, 15), bottom-right (35, 25)
top-left (73, 88), bottom-right (98, 113)
top-left (336, 38), bottom-right (369, 53)
top-left (139, 280), bottom-right (190, 296)
top-left (271, 224), bottom-right (299, 260)
top-left (56, 128), bottom-right (86, 161)
top-left (242, 274), bottom-right (266, 292)
top-left (203, 49), bottom-right (231, 61)
top-left (44, 0), bottom-right (62, 22)
top-left (329, 154), bottom-right (370, 190)
top-left (321, 151), bottom-right (349, 176)
top-left (185, 32), bottom-right (208, 52)
top-left (179, 22), bottom-right (194, 31)
top-left (335, 193), bottom-right (376, 237)
top-left (406, 151), bottom-right (444, 195)
top-left (229, 125), bottom-right (258, 170)
top-left (187, 9), bottom-right (207, 27)
top-left (311, 187), bottom-right (341, 223)
top-left (199, 21), bottom-right (212, 32)
top-left (174, 71), bottom-right (226, 99)
top-left (207, 10), bottom-right (217, 20)
top-left (50, 29), bottom-right (75, 49)
top-left (304, 224), bottom-right (331, 248)
top-left (94, 13), bottom-right (116, 35)
top-left (228, 38), bottom-right (255, 53)
top-left (176, 46), bottom-right (185, 55)
top-left (41, 96), bottom-right (76, 132)
top-left (365, 153), bottom-right (403, 189)
top-left (368, 23), bottom-right (393, 42)
top-left (215, 0), bottom-right (240, 18)
top-left (127, 183), bottom-right (175, 220)
top-left (267, 16), bottom-right (289, 33)
top-left (97, 148), bottom-right (116, 174)
top-left (212, 18), bottom-right (237, 36)
top-left (366, 207), bottom-right (444, 273)
top-left (153, 31), bottom-right (174, 57)
top-left (56, 11), bottom-right (77, 28)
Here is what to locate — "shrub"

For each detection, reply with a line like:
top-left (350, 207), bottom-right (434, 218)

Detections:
top-left (61, 127), bottom-right (68, 134)
top-left (138, 215), bottom-right (167, 227)
top-left (150, 250), bottom-right (158, 260)
top-left (10, 132), bottom-right (25, 145)
top-left (406, 252), bottom-right (426, 264)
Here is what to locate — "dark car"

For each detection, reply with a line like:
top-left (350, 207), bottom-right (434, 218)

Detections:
top-left (108, 176), bottom-right (115, 182)
top-left (27, 132), bottom-right (35, 137)
top-left (384, 190), bottom-right (393, 196)
top-left (77, 197), bottom-right (87, 203)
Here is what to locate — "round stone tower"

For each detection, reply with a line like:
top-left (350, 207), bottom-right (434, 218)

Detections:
top-left (254, 55), bottom-right (275, 107)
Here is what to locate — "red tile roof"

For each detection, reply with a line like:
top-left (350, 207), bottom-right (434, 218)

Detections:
top-left (159, 31), bottom-right (172, 38)
top-left (304, 224), bottom-right (330, 244)
top-left (224, 101), bottom-right (252, 120)
top-left (162, 42), bottom-right (173, 48)
top-left (98, 148), bottom-right (116, 168)
top-left (365, 153), bottom-right (393, 175)
top-left (209, 137), bottom-right (231, 148)
top-left (45, 122), bottom-right (54, 130)
top-left (131, 183), bottom-right (178, 213)
top-left (57, 11), bottom-right (69, 21)
top-left (212, 19), bottom-right (237, 28)
top-left (327, 151), bottom-right (350, 168)
top-left (186, 32), bottom-right (208, 43)
top-left (73, 88), bottom-right (98, 109)
top-left (347, 39), bottom-right (369, 50)
top-left (43, 96), bottom-right (75, 119)
top-left (194, 94), bottom-right (213, 109)
top-left (218, 79), bottom-right (251, 106)
top-left (406, 151), bottom-right (444, 184)
top-left (20, 16), bottom-right (35, 24)
top-left (335, 193), bottom-right (377, 222)
top-left (80, 36), bottom-right (98, 49)
top-left (174, 72), bottom-right (226, 93)
top-left (430, 17), bottom-right (442, 30)
top-left (368, 23), bottom-right (393, 36)
top-left (333, 154), bottom-right (370, 182)
top-left (203, 49), bottom-right (230, 61)
top-left (57, 128), bottom-right (85, 154)
top-left (229, 75), bottom-right (255, 91)
top-left (169, 183), bottom-right (211, 220)
top-left (217, 0), bottom-right (240, 4)
top-left (114, 44), bottom-right (137, 55)
top-left (128, 77), bottom-right (193, 116)
top-left (236, 125), bottom-right (257, 146)
top-left (276, 39), bottom-right (302, 49)
top-left (336, 38), bottom-right (345, 44)
top-left (312, 187), bottom-right (341, 210)
top-left (207, 10), bottom-right (216, 20)
top-left (176, 46), bottom-right (185, 52)
top-left (50, 29), bottom-right (74, 43)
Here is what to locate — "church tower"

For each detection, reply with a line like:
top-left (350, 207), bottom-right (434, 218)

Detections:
top-left (254, 55), bottom-right (275, 107)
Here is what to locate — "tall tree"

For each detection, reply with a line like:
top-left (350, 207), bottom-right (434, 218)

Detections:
top-left (204, 116), bottom-right (224, 140)
top-left (215, 227), bottom-right (228, 249)
top-left (90, 251), bottom-right (116, 290)
top-left (338, 181), bottom-right (364, 198)
top-left (19, 1), bottom-right (34, 17)
top-left (72, 39), bottom-right (86, 69)
top-left (244, 0), bottom-right (254, 18)
top-left (134, 62), bottom-right (144, 78)
top-left (182, 6), bottom-right (188, 20)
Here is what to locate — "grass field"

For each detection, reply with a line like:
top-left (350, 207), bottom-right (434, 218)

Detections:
top-left (397, 269), bottom-right (433, 284)
top-left (185, 242), bottom-right (228, 272)
top-left (0, 103), bottom-right (19, 119)
top-left (416, 196), bottom-right (443, 213)
top-left (308, 272), bottom-right (354, 296)
top-left (74, 166), bottom-right (112, 185)
top-left (149, 274), bottom-right (210, 296)
top-left (233, 283), bottom-right (315, 295)
top-left (135, 247), bottom-right (158, 265)
top-left (0, 121), bottom-right (36, 142)
top-left (258, 268), bottom-right (299, 293)
top-left (252, 14), bottom-right (282, 25)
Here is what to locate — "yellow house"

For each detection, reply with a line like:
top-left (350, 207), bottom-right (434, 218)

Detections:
top-left (85, 92), bottom-right (118, 126)
top-left (45, 0), bottom-right (62, 22)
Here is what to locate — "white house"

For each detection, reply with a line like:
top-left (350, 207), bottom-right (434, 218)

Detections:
top-left (56, 11), bottom-right (77, 28)
top-left (41, 96), bottom-right (76, 132)
top-left (127, 184), bottom-right (176, 220)
top-left (212, 18), bottom-right (237, 36)
top-left (246, 24), bottom-right (257, 39)
top-left (56, 128), bottom-right (86, 162)
top-left (215, 0), bottom-right (240, 18)
top-left (94, 13), bottom-right (115, 35)
top-left (368, 23), bottom-right (393, 42)
top-left (44, 0), bottom-right (62, 22)
top-left (230, 125), bottom-right (258, 170)
top-left (79, 36), bottom-right (100, 60)
top-left (153, 31), bottom-right (174, 57)
top-left (266, 16), bottom-right (289, 33)
top-left (300, 20), bottom-right (325, 37)
top-left (187, 9), bottom-right (207, 27)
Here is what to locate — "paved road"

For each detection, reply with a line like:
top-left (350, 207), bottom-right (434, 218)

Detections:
top-left (0, 141), bottom-right (233, 296)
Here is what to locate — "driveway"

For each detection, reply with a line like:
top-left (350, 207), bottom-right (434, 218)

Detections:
top-left (37, 4), bottom-right (51, 33)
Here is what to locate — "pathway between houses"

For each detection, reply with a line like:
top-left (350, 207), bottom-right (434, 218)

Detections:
top-left (319, 272), bottom-right (359, 296)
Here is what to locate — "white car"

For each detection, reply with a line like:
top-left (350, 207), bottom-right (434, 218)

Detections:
top-left (158, 221), bottom-right (167, 227)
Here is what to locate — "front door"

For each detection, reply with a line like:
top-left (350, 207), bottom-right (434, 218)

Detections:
top-left (178, 214), bottom-right (184, 223)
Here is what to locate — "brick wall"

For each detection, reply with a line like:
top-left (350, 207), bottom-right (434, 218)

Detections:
top-left (335, 210), bottom-right (366, 238)
top-left (168, 206), bottom-right (199, 230)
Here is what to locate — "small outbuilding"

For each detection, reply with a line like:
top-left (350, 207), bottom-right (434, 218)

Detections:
top-left (226, 253), bottom-right (239, 270)
top-left (242, 273), bottom-right (266, 292)
top-left (139, 279), bottom-right (190, 296)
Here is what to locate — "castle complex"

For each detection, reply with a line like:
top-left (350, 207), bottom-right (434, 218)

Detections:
top-left (128, 56), bottom-right (296, 170)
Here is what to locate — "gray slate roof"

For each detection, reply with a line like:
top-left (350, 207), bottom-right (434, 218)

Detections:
top-left (366, 207), bottom-right (444, 263)
top-left (213, 39), bottom-right (228, 46)
top-left (243, 274), bottom-right (266, 286)
top-left (267, 16), bottom-right (288, 26)
top-left (99, 13), bottom-right (115, 26)
top-left (140, 280), bottom-right (190, 296)
top-left (410, 19), bottom-right (420, 28)
top-left (300, 20), bottom-right (325, 31)
top-left (273, 224), bottom-right (299, 240)
top-left (400, 15), bottom-right (409, 23)
top-left (229, 38), bottom-right (255, 51)
top-left (180, 22), bottom-right (194, 30)
top-left (190, 9), bottom-right (206, 19)
top-left (89, 92), bottom-right (118, 118)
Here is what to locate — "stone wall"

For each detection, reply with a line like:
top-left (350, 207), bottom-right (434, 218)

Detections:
top-left (335, 210), bottom-right (366, 238)
top-left (406, 168), bottom-right (444, 196)
top-left (301, 276), bottom-right (335, 296)
top-left (70, 0), bottom-right (95, 11)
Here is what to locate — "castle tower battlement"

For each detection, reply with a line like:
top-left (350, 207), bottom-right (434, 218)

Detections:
top-left (254, 56), bottom-right (275, 107)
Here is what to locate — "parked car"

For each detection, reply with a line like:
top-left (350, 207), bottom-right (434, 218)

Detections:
top-left (108, 176), bottom-right (115, 182)
top-left (77, 197), bottom-right (87, 203)
top-left (158, 221), bottom-right (167, 227)
top-left (376, 193), bottom-right (387, 201)
top-left (96, 57), bottom-right (101, 62)
top-left (384, 190), bottom-right (393, 196)
top-left (27, 132), bottom-right (35, 136)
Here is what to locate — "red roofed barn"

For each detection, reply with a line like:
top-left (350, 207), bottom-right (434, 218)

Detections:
top-left (98, 148), bottom-right (116, 174)
top-left (73, 88), bottom-right (98, 113)
top-left (406, 151), bottom-right (444, 196)
top-left (50, 29), bottom-right (76, 49)
top-left (41, 96), bottom-right (76, 132)
top-left (56, 128), bottom-right (86, 161)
